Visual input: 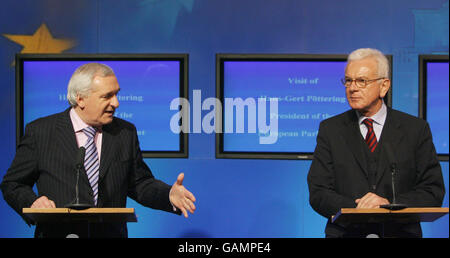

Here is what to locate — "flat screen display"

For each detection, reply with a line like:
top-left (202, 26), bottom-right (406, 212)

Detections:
top-left (419, 55), bottom-right (449, 160)
top-left (16, 54), bottom-right (188, 158)
top-left (216, 54), bottom-right (392, 159)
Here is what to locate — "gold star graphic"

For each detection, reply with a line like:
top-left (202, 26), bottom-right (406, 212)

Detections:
top-left (3, 23), bottom-right (76, 54)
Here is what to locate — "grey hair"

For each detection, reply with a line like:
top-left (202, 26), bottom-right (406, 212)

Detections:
top-left (67, 63), bottom-right (115, 107)
top-left (347, 48), bottom-right (390, 78)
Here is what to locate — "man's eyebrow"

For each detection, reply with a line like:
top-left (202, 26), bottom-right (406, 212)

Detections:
top-left (102, 89), bottom-right (120, 97)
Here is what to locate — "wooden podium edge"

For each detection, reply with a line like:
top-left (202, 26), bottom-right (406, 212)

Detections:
top-left (22, 207), bottom-right (138, 223)
top-left (332, 207), bottom-right (449, 224)
top-left (23, 207), bottom-right (135, 214)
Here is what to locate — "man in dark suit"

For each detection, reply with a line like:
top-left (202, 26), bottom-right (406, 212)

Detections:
top-left (1, 63), bottom-right (196, 238)
top-left (307, 48), bottom-right (445, 238)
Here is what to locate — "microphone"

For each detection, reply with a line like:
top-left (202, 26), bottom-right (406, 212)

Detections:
top-left (76, 146), bottom-right (86, 170)
top-left (65, 147), bottom-right (92, 210)
top-left (380, 142), bottom-right (407, 210)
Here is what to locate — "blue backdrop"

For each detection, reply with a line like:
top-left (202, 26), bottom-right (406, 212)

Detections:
top-left (0, 0), bottom-right (448, 238)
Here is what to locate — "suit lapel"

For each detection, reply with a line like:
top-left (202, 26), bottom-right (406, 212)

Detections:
top-left (340, 111), bottom-right (369, 178)
top-left (55, 109), bottom-right (78, 158)
top-left (55, 109), bottom-right (92, 194)
top-left (375, 108), bottom-right (404, 186)
top-left (98, 121), bottom-right (118, 184)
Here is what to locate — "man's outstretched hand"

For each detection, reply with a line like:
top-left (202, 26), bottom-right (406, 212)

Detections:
top-left (169, 173), bottom-right (196, 218)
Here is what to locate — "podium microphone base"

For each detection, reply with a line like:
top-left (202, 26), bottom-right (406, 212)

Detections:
top-left (65, 203), bottom-right (92, 210)
top-left (380, 203), bottom-right (408, 210)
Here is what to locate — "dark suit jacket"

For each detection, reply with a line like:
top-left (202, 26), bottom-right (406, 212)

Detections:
top-left (1, 108), bottom-right (179, 238)
top-left (307, 107), bottom-right (445, 238)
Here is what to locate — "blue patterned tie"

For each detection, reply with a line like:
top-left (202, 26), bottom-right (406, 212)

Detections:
top-left (83, 126), bottom-right (99, 205)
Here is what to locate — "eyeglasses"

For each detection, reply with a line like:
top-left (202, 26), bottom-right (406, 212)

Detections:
top-left (341, 77), bottom-right (386, 88)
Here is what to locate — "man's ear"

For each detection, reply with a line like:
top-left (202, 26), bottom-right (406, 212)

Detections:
top-left (76, 95), bottom-right (86, 109)
top-left (379, 78), bottom-right (391, 99)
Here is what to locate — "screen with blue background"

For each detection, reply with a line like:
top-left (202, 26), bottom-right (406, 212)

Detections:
top-left (426, 61), bottom-right (449, 155)
top-left (22, 59), bottom-right (181, 152)
top-left (222, 59), bottom-right (348, 153)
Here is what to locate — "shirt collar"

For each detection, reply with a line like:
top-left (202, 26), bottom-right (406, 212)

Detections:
top-left (70, 108), bottom-right (92, 133)
top-left (356, 101), bottom-right (387, 126)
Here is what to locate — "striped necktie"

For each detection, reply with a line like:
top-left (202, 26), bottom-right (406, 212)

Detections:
top-left (363, 118), bottom-right (378, 152)
top-left (83, 126), bottom-right (99, 205)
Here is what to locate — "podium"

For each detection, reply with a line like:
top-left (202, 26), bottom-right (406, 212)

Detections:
top-left (332, 207), bottom-right (448, 237)
top-left (23, 208), bottom-right (137, 238)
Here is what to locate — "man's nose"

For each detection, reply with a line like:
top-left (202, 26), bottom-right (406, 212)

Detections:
top-left (111, 95), bottom-right (119, 108)
top-left (347, 82), bottom-right (359, 91)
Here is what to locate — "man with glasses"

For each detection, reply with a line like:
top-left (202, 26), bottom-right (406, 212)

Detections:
top-left (307, 48), bottom-right (444, 238)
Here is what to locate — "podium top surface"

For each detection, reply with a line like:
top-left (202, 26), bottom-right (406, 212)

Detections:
top-left (332, 207), bottom-right (449, 225)
top-left (23, 208), bottom-right (137, 223)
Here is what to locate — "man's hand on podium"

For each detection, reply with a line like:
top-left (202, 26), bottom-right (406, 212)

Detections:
top-left (169, 173), bottom-right (196, 218)
top-left (31, 196), bottom-right (56, 209)
top-left (355, 192), bottom-right (389, 209)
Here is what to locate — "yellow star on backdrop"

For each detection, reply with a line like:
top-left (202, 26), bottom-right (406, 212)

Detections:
top-left (3, 23), bottom-right (76, 54)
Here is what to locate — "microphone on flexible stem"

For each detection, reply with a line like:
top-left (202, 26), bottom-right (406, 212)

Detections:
top-left (380, 142), bottom-right (407, 210)
top-left (65, 147), bottom-right (92, 210)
